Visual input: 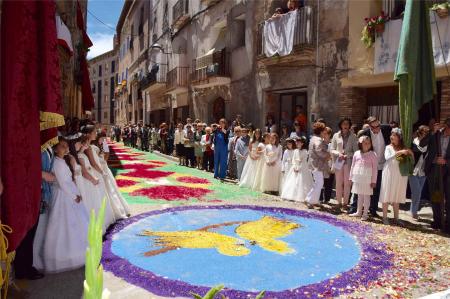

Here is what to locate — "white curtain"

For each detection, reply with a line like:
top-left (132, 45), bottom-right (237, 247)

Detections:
top-left (264, 10), bottom-right (298, 57)
top-left (368, 105), bottom-right (399, 124)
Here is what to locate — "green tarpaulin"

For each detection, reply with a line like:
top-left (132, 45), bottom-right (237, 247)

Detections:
top-left (394, 0), bottom-right (436, 145)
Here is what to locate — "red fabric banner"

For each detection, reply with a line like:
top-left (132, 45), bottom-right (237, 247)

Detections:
top-left (76, 1), bottom-right (93, 48)
top-left (1, 0), bottom-right (64, 251)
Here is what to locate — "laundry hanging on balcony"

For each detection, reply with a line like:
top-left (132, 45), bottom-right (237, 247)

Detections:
top-left (264, 10), bottom-right (298, 57)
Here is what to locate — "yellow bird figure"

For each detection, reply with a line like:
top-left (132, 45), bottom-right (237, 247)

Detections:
top-left (141, 230), bottom-right (251, 257)
top-left (235, 216), bottom-right (300, 254)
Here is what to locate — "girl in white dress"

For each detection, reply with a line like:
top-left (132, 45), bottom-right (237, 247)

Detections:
top-left (252, 133), bottom-right (270, 191)
top-left (260, 133), bottom-right (283, 193)
top-left (94, 133), bottom-right (130, 219)
top-left (349, 136), bottom-right (378, 221)
top-left (379, 128), bottom-right (413, 225)
top-left (280, 139), bottom-right (296, 190)
top-left (239, 129), bottom-right (263, 188)
top-left (43, 138), bottom-right (89, 273)
top-left (78, 135), bottom-right (115, 231)
top-left (281, 137), bottom-right (313, 201)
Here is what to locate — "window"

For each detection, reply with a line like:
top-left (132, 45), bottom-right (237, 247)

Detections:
top-left (111, 60), bottom-right (116, 73)
top-left (98, 65), bottom-right (102, 77)
top-left (105, 95), bottom-right (108, 103)
top-left (115, 73), bottom-right (118, 84)
top-left (105, 63), bottom-right (109, 73)
top-left (104, 111), bottom-right (108, 119)
top-left (126, 68), bottom-right (128, 79)
top-left (232, 13), bottom-right (246, 49)
top-left (105, 79), bottom-right (108, 87)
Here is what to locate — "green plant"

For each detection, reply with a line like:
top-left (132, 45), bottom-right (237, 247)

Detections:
top-left (361, 11), bottom-right (389, 48)
top-left (190, 285), bottom-right (265, 299)
top-left (83, 199), bottom-right (110, 299)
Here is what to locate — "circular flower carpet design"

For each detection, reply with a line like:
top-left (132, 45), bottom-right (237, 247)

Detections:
top-left (102, 205), bottom-right (392, 298)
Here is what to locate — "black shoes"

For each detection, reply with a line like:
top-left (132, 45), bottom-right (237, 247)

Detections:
top-left (15, 267), bottom-right (44, 280)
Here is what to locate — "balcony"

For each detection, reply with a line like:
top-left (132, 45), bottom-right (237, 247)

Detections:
top-left (172, 0), bottom-right (189, 29)
top-left (191, 49), bottom-right (230, 88)
top-left (256, 6), bottom-right (315, 67)
top-left (166, 67), bottom-right (189, 94)
top-left (140, 64), bottom-right (167, 93)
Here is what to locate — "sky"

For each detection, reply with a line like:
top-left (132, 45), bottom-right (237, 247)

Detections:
top-left (87, 0), bottom-right (124, 58)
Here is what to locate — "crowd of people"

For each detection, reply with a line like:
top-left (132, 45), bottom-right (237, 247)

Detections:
top-left (11, 117), bottom-right (131, 280)
top-left (116, 114), bottom-right (450, 234)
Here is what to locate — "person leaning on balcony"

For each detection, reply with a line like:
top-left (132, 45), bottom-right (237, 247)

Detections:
top-left (330, 118), bottom-right (359, 210)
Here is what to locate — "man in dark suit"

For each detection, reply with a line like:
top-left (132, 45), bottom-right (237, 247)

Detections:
top-left (424, 119), bottom-right (450, 233)
top-left (358, 117), bottom-right (392, 216)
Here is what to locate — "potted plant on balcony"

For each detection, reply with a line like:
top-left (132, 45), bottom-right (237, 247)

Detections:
top-left (431, 2), bottom-right (450, 18)
top-left (361, 11), bottom-right (389, 48)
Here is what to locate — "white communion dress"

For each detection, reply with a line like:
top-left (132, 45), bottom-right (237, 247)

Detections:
top-left (92, 145), bottom-right (130, 219)
top-left (252, 143), bottom-right (268, 191)
top-left (78, 152), bottom-right (115, 230)
top-left (281, 149), bottom-right (313, 201)
top-left (239, 142), bottom-right (261, 188)
top-left (43, 157), bottom-right (89, 273)
top-left (280, 149), bottom-right (295, 191)
top-left (260, 144), bottom-right (283, 192)
top-left (379, 145), bottom-right (408, 204)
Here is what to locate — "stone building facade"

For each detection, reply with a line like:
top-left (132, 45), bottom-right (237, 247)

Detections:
top-left (89, 49), bottom-right (119, 125)
top-left (56, 0), bottom-right (92, 118)
top-left (113, 0), bottom-right (450, 130)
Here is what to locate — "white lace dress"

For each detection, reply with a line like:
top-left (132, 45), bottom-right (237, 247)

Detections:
top-left (281, 149), bottom-right (313, 201)
top-left (252, 143), bottom-right (267, 191)
top-left (78, 152), bottom-right (115, 230)
top-left (379, 145), bottom-right (408, 204)
top-left (260, 144), bottom-right (283, 192)
top-left (43, 157), bottom-right (89, 273)
top-left (239, 142), bottom-right (261, 188)
top-left (92, 145), bottom-right (130, 219)
top-left (280, 149), bottom-right (295, 191)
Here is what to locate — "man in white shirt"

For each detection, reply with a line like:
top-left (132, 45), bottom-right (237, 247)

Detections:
top-left (362, 116), bottom-right (392, 217)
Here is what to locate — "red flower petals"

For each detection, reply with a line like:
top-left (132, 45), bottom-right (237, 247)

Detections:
top-left (124, 169), bottom-right (174, 179)
top-left (130, 185), bottom-right (211, 201)
top-left (176, 176), bottom-right (210, 184)
top-left (122, 163), bottom-right (159, 170)
top-left (116, 179), bottom-right (138, 188)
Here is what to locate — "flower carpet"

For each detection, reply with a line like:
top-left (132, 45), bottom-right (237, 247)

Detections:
top-left (103, 142), bottom-right (450, 299)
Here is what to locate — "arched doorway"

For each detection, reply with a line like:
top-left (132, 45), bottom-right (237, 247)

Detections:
top-left (212, 97), bottom-right (225, 122)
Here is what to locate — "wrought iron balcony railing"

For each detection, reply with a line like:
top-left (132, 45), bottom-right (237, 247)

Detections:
top-left (167, 67), bottom-right (189, 90)
top-left (257, 6), bottom-right (314, 57)
top-left (191, 49), bottom-right (230, 82)
top-left (139, 64), bottom-right (167, 90)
